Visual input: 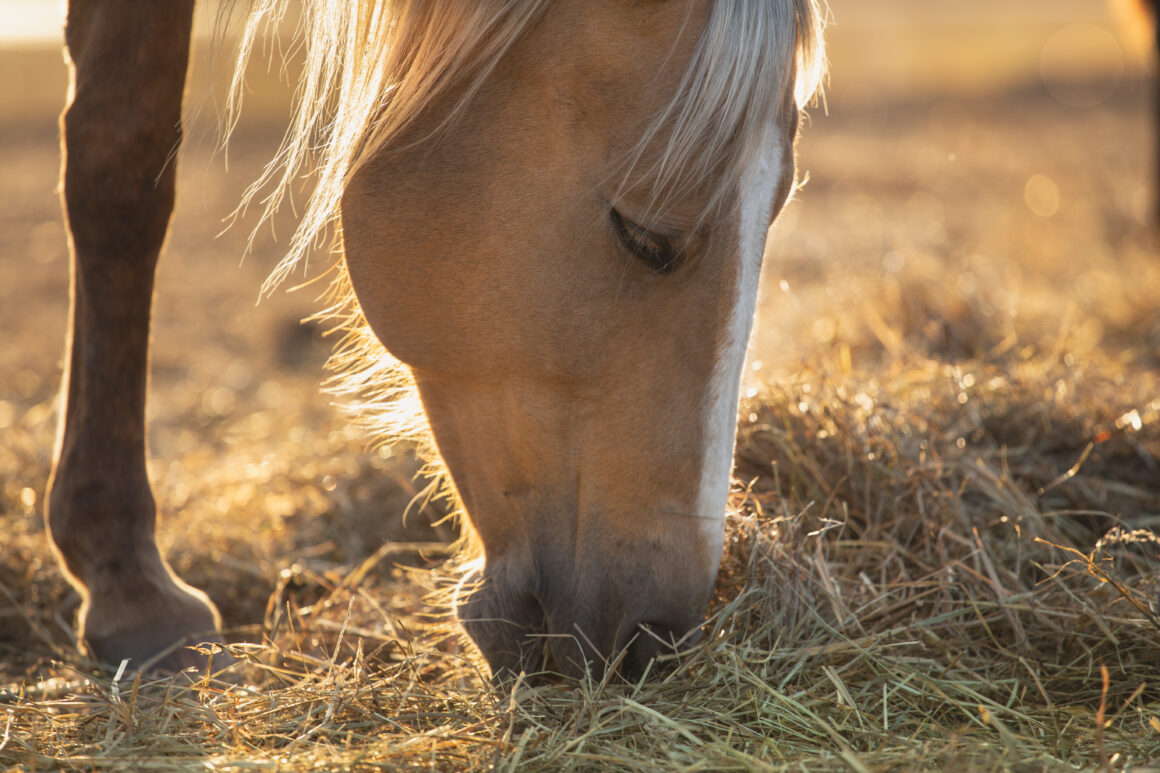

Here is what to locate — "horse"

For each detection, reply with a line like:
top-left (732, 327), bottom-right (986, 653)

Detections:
top-left (1112, 0), bottom-right (1159, 220)
top-left (45, 0), bottom-right (826, 681)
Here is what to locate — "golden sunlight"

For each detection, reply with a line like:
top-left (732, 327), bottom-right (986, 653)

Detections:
top-left (0, 1), bottom-right (64, 45)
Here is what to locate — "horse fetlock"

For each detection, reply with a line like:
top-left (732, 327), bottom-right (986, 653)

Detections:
top-left (46, 468), bottom-right (156, 577)
top-left (46, 470), bottom-right (225, 671)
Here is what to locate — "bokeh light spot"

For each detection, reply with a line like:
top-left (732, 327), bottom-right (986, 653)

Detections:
top-left (1024, 174), bottom-right (1060, 218)
top-left (1040, 24), bottom-right (1124, 108)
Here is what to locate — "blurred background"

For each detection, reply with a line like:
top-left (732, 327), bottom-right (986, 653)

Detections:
top-left (0, 0), bottom-right (1157, 675)
top-left (4, 0), bottom-right (1153, 375)
top-left (0, 0), bottom-right (1155, 373)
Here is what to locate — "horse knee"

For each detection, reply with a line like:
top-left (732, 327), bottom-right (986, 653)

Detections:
top-left (61, 98), bottom-right (180, 262)
top-left (61, 1), bottom-right (192, 264)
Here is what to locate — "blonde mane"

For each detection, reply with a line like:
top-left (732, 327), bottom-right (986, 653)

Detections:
top-left (616, 0), bottom-right (827, 225)
top-left (230, 0), bottom-right (826, 293)
top-left (227, 0), bottom-right (828, 474)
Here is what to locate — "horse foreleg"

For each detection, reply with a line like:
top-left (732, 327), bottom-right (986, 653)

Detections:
top-left (46, 0), bottom-right (223, 672)
top-left (1153, 0), bottom-right (1159, 224)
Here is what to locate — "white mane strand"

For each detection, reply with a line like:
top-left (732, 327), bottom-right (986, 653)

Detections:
top-left (616, 0), bottom-right (827, 226)
top-left (229, 0), bottom-right (552, 295)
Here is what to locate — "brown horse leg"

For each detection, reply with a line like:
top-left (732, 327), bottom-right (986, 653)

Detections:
top-left (46, 0), bottom-right (223, 672)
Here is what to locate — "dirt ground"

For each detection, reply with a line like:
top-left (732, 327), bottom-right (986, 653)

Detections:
top-left (1, 0), bottom-right (1157, 704)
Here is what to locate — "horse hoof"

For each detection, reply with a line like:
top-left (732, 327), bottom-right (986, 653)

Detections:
top-left (87, 627), bottom-right (238, 677)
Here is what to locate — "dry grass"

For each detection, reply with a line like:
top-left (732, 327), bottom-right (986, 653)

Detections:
top-left (3, 336), bottom-right (1159, 770)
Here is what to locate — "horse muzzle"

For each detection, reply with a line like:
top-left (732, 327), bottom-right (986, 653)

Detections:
top-left (455, 548), bottom-right (714, 682)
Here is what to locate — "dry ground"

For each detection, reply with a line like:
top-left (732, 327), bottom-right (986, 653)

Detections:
top-left (2, 13), bottom-right (1160, 771)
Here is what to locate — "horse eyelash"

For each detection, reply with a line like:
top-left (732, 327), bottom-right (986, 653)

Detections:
top-left (609, 208), bottom-right (679, 275)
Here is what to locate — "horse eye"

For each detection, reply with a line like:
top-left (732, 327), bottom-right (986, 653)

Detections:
top-left (610, 208), bottom-right (678, 275)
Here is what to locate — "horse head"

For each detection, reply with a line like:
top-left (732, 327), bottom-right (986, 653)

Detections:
top-left (336, 0), bottom-right (822, 678)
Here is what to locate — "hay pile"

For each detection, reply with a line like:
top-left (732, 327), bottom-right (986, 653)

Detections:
top-left (3, 341), bottom-right (1158, 771)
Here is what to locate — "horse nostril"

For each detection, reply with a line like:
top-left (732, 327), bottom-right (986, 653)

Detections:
top-left (621, 620), bottom-right (702, 678)
top-left (455, 568), bottom-right (551, 682)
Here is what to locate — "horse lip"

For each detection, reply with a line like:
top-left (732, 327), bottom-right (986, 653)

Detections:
top-left (459, 551), bottom-right (712, 681)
